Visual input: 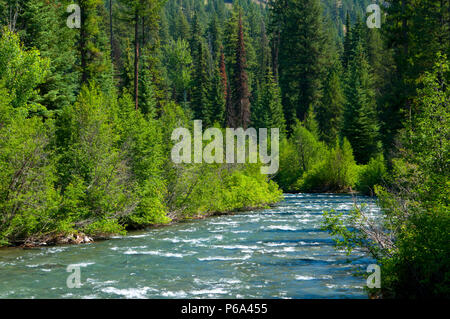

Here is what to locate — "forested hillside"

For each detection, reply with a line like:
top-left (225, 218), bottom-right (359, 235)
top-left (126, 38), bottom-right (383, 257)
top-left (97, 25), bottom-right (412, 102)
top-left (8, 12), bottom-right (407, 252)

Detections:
top-left (0, 0), bottom-right (448, 298)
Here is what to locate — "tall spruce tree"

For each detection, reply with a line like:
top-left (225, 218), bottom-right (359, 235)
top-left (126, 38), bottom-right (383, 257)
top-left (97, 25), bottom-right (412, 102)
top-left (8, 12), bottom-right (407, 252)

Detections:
top-left (79, 0), bottom-right (110, 85)
top-left (317, 59), bottom-right (345, 145)
top-left (342, 41), bottom-right (380, 164)
top-left (251, 69), bottom-right (286, 132)
top-left (206, 63), bottom-right (226, 126)
top-left (342, 12), bottom-right (352, 70)
top-left (269, 0), bottom-right (328, 130)
top-left (229, 12), bottom-right (251, 129)
top-left (191, 40), bottom-right (210, 121)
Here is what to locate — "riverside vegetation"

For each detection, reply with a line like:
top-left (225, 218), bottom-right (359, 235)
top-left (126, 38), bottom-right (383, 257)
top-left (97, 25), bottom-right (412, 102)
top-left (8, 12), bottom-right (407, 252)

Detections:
top-left (0, 0), bottom-right (448, 298)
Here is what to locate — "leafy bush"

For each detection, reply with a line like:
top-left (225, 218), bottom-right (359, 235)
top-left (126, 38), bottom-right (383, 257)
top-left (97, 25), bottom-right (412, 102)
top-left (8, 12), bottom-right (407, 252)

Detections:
top-left (0, 29), bottom-right (49, 112)
top-left (276, 121), bottom-right (326, 191)
top-left (0, 86), bottom-right (60, 245)
top-left (298, 138), bottom-right (359, 192)
top-left (356, 154), bottom-right (387, 195)
top-left (55, 84), bottom-right (134, 236)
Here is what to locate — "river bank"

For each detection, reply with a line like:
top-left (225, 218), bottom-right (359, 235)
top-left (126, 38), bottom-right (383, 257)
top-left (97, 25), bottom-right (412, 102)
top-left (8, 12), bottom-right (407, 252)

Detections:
top-left (3, 201), bottom-right (278, 249)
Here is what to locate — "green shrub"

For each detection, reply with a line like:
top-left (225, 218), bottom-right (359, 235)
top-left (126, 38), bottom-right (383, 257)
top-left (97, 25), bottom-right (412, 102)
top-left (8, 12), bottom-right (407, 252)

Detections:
top-left (115, 93), bottom-right (169, 227)
top-left (276, 121), bottom-right (326, 191)
top-left (0, 87), bottom-right (60, 245)
top-left (55, 84), bottom-right (134, 235)
top-left (356, 154), bottom-right (387, 195)
top-left (298, 138), bottom-right (359, 192)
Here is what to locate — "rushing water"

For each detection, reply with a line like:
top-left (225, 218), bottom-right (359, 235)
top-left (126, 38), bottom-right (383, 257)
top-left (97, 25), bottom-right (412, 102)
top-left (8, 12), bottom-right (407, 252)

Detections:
top-left (0, 193), bottom-right (379, 299)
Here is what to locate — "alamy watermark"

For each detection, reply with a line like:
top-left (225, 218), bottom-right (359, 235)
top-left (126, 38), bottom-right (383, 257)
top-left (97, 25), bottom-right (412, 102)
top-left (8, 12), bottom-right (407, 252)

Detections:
top-left (171, 120), bottom-right (279, 175)
top-left (66, 4), bottom-right (80, 29)
top-left (366, 264), bottom-right (381, 289)
top-left (66, 264), bottom-right (81, 288)
top-left (366, 4), bottom-right (381, 29)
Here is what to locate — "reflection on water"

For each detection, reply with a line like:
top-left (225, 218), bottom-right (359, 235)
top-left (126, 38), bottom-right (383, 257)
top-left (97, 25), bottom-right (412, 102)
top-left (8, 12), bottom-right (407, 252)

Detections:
top-left (0, 193), bottom-right (379, 299)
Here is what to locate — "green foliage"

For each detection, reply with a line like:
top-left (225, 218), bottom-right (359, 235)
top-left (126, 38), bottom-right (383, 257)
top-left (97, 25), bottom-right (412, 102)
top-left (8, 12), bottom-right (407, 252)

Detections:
top-left (406, 53), bottom-right (449, 185)
top-left (323, 56), bottom-right (450, 298)
top-left (162, 39), bottom-right (193, 104)
top-left (79, 0), bottom-right (114, 87)
top-left (55, 84), bottom-right (135, 236)
top-left (381, 206), bottom-right (450, 298)
top-left (276, 121), bottom-right (325, 191)
top-left (356, 154), bottom-right (387, 196)
top-left (206, 64), bottom-right (226, 126)
top-left (381, 0), bottom-right (450, 153)
top-left (298, 138), bottom-right (359, 192)
top-left (276, 138), bottom-right (302, 192)
top-left (115, 92), bottom-right (169, 227)
top-left (0, 84), bottom-right (60, 245)
top-left (342, 41), bottom-right (380, 164)
top-left (251, 70), bottom-right (286, 132)
top-left (0, 28), bottom-right (50, 112)
top-left (170, 162), bottom-right (283, 218)
top-left (317, 60), bottom-right (345, 145)
top-left (269, 0), bottom-right (329, 129)
top-left (191, 41), bottom-right (211, 121)
top-left (18, 0), bottom-right (79, 111)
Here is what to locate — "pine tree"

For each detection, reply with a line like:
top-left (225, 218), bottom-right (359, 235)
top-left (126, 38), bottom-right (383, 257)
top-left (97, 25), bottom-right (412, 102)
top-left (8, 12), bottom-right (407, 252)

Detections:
top-left (118, 0), bottom-right (163, 110)
top-left (258, 19), bottom-right (271, 79)
top-left (269, 0), bottom-right (328, 130)
top-left (79, 0), bottom-right (111, 85)
top-left (342, 42), bottom-right (380, 164)
top-left (251, 69), bottom-right (285, 132)
top-left (342, 12), bottom-right (352, 70)
top-left (207, 14), bottom-right (222, 62)
top-left (191, 41), bottom-right (210, 121)
top-left (219, 47), bottom-right (228, 103)
top-left (206, 63), bottom-right (225, 126)
top-left (229, 12), bottom-right (251, 129)
top-left (317, 59), bottom-right (345, 145)
top-left (174, 8), bottom-right (190, 41)
top-left (190, 11), bottom-right (203, 62)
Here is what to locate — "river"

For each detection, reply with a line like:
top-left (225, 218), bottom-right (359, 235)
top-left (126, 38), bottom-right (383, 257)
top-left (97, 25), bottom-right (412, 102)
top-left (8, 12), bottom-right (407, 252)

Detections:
top-left (0, 193), bottom-right (379, 299)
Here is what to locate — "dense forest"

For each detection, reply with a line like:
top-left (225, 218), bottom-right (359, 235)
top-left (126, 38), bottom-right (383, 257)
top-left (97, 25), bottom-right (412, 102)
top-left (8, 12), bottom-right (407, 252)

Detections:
top-left (0, 0), bottom-right (448, 298)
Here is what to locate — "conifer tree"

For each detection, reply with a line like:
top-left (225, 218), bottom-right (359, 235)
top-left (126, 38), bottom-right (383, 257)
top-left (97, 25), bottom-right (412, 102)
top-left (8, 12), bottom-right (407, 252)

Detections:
top-left (191, 41), bottom-right (210, 121)
top-left (219, 48), bottom-right (228, 103)
top-left (342, 42), bottom-right (380, 164)
top-left (251, 69), bottom-right (285, 132)
top-left (269, 0), bottom-right (328, 130)
top-left (174, 8), bottom-right (190, 41)
top-left (229, 12), bottom-right (251, 129)
top-left (258, 19), bottom-right (271, 79)
top-left (207, 14), bottom-right (222, 62)
top-left (118, 0), bottom-right (163, 110)
top-left (13, 0), bottom-right (79, 111)
top-left (380, 0), bottom-right (450, 154)
top-left (206, 63), bottom-right (225, 126)
top-left (317, 59), bottom-right (345, 145)
top-left (79, 0), bottom-right (111, 85)
top-left (342, 12), bottom-right (352, 70)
